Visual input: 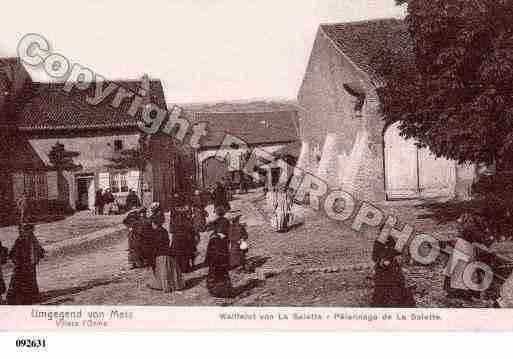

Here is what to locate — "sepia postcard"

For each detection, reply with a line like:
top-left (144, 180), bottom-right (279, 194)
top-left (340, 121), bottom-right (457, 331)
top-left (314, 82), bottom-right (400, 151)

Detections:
top-left (2, 0), bottom-right (513, 333)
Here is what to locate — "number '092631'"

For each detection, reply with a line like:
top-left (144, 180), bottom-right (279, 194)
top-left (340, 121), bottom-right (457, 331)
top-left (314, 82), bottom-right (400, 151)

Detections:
top-left (15, 339), bottom-right (46, 348)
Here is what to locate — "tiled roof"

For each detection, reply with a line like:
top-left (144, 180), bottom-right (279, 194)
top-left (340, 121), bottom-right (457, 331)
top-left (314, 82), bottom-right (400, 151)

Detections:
top-left (188, 110), bottom-right (299, 149)
top-left (16, 79), bottom-right (166, 130)
top-left (320, 18), bottom-right (415, 84)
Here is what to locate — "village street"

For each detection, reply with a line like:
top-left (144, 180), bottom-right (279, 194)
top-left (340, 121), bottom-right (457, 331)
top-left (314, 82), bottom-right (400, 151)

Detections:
top-left (2, 191), bottom-right (511, 307)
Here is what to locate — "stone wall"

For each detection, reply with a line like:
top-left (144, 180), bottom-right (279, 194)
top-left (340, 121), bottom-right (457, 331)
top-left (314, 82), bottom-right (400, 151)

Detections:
top-left (297, 28), bottom-right (386, 201)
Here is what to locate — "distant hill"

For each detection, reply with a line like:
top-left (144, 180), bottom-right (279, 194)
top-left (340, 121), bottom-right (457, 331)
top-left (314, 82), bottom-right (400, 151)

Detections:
top-left (175, 98), bottom-right (298, 113)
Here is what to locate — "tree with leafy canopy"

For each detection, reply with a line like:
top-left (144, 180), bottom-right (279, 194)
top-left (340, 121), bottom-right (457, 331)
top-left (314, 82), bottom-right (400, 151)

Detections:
top-left (48, 142), bottom-right (82, 172)
top-left (374, 0), bottom-right (513, 168)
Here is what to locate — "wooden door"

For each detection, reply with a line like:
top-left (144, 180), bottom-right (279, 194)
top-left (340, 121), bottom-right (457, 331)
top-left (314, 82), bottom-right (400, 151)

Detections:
top-left (384, 122), bottom-right (419, 199)
top-left (418, 147), bottom-right (456, 198)
top-left (87, 178), bottom-right (95, 210)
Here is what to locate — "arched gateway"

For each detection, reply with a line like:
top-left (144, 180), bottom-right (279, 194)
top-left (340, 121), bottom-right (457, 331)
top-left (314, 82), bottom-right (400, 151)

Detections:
top-left (384, 122), bottom-right (456, 200)
top-left (202, 156), bottom-right (228, 189)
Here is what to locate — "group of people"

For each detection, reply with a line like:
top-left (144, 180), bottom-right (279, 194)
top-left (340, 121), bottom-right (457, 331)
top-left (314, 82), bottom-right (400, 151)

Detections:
top-left (123, 189), bottom-right (249, 298)
top-left (0, 224), bottom-right (45, 305)
top-left (94, 188), bottom-right (141, 215)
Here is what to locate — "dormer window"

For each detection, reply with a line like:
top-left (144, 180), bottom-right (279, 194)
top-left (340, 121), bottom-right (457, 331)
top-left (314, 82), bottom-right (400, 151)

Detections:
top-left (114, 139), bottom-right (123, 151)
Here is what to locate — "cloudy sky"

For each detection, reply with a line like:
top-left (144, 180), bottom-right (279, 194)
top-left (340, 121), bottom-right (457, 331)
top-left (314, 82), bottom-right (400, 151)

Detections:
top-left (0, 0), bottom-right (404, 103)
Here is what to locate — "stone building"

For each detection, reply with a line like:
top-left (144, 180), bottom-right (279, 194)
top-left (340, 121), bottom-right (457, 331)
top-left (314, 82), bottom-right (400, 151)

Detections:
top-left (297, 18), bottom-right (475, 202)
top-left (0, 61), bottom-right (190, 219)
top-left (14, 76), bottom-right (169, 212)
top-left (188, 110), bottom-right (299, 189)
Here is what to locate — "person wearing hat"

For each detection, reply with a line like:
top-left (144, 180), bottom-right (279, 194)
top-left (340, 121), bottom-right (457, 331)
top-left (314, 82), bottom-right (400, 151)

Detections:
top-left (213, 181), bottom-right (231, 212)
top-left (204, 205), bottom-right (232, 298)
top-left (147, 202), bottom-right (165, 226)
top-left (169, 193), bottom-right (195, 273)
top-left (7, 224), bottom-right (45, 305)
top-left (147, 210), bottom-right (184, 293)
top-left (0, 239), bottom-right (8, 304)
top-left (371, 223), bottom-right (415, 308)
top-left (125, 189), bottom-right (141, 211)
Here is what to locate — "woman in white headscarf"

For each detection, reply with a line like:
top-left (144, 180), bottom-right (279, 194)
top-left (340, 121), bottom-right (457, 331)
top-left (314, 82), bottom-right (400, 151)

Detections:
top-left (271, 185), bottom-right (292, 233)
top-left (146, 202), bottom-right (184, 293)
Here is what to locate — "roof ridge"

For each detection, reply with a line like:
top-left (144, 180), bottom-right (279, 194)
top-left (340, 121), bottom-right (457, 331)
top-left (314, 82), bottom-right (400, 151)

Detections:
top-left (320, 17), bottom-right (403, 27)
top-left (31, 78), bottom-right (163, 85)
top-left (194, 109), bottom-right (297, 115)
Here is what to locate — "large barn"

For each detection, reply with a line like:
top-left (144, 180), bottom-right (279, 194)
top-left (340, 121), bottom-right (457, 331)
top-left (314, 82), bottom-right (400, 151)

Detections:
top-left (297, 18), bottom-right (475, 202)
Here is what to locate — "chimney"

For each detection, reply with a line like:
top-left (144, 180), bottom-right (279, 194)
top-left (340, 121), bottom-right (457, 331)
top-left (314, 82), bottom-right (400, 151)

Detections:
top-left (140, 73), bottom-right (151, 104)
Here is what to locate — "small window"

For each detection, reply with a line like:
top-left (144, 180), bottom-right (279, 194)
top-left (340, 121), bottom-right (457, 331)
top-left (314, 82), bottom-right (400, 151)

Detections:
top-left (114, 140), bottom-right (123, 151)
top-left (111, 172), bottom-right (128, 193)
top-left (24, 173), bottom-right (36, 198)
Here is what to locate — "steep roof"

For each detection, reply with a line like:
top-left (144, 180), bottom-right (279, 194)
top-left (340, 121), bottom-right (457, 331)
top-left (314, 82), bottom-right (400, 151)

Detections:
top-left (16, 79), bottom-right (166, 130)
top-left (189, 110), bottom-right (299, 149)
top-left (320, 18), bottom-right (415, 85)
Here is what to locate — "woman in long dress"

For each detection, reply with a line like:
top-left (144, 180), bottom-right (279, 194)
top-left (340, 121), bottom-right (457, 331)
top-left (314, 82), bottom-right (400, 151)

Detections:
top-left (169, 194), bottom-right (195, 273)
top-left (371, 234), bottom-right (415, 308)
top-left (205, 206), bottom-right (232, 298)
top-left (272, 185), bottom-right (291, 233)
top-left (213, 182), bottom-right (231, 211)
top-left (7, 224), bottom-right (45, 305)
top-left (147, 203), bottom-right (184, 293)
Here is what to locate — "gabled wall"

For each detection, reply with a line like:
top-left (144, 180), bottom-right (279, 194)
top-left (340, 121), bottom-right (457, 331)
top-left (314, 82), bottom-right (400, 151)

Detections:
top-left (297, 28), bottom-right (386, 201)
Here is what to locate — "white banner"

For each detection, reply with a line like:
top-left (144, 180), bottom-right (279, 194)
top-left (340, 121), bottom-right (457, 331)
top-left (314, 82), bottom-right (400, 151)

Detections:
top-left (0, 306), bottom-right (512, 331)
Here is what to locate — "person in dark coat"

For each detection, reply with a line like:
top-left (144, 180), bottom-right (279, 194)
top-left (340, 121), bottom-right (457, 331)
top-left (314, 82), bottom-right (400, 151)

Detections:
top-left (205, 205), bottom-right (232, 298)
top-left (94, 189), bottom-right (104, 215)
top-left (0, 240), bottom-right (8, 303)
top-left (123, 208), bottom-right (146, 269)
top-left (169, 193), bottom-right (195, 273)
top-left (125, 189), bottom-right (141, 211)
top-left (103, 189), bottom-right (115, 214)
top-left (138, 207), bottom-right (155, 267)
top-left (213, 181), bottom-right (230, 212)
top-left (371, 232), bottom-right (415, 308)
top-left (7, 224), bottom-right (45, 305)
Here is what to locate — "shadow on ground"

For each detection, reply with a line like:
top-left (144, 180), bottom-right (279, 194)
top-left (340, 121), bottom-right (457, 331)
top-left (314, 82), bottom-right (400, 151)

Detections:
top-left (41, 277), bottom-right (124, 305)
